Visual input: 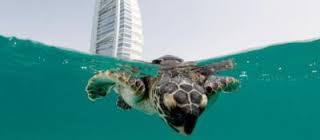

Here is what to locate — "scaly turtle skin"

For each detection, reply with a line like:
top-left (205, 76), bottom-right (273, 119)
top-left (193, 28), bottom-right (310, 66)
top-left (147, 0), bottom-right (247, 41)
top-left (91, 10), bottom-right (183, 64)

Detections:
top-left (86, 55), bottom-right (240, 135)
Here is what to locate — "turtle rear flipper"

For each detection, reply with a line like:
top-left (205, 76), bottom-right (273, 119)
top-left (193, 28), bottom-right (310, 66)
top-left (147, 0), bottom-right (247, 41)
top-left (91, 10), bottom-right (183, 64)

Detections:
top-left (195, 60), bottom-right (235, 76)
top-left (86, 71), bottom-right (115, 101)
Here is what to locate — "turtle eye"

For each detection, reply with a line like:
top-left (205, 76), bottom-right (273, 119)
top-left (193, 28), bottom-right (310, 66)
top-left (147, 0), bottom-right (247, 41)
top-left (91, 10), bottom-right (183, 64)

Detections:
top-left (152, 59), bottom-right (162, 64)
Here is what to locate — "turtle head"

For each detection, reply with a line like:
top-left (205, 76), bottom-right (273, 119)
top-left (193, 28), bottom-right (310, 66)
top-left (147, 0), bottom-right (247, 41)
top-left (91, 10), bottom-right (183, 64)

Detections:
top-left (152, 55), bottom-right (184, 66)
top-left (156, 76), bottom-right (208, 135)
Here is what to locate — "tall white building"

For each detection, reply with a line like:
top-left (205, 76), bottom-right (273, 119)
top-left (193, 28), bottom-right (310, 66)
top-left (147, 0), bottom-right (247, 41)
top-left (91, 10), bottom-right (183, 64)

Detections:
top-left (90, 0), bottom-right (144, 60)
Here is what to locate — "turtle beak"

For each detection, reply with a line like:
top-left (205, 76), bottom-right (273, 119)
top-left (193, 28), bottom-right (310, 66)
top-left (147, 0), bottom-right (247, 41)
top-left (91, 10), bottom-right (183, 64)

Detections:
top-left (169, 114), bottom-right (198, 135)
top-left (183, 114), bottom-right (198, 135)
top-left (164, 105), bottom-right (202, 135)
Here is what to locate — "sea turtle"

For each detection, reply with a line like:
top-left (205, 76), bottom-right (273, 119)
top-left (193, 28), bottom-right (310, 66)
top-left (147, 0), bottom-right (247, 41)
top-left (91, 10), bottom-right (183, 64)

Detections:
top-left (86, 55), bottom-right (240, 135)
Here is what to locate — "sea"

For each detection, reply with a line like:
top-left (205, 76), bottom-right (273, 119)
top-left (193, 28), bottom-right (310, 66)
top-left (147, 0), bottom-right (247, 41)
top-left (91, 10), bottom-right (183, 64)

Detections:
top-left (0, 35), bottom-right (319, 140)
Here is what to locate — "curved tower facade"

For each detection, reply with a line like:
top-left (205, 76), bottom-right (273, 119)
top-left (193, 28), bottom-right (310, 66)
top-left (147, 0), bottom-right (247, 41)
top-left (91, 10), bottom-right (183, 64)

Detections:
top-left (90, 0), bottom-right (144, 60)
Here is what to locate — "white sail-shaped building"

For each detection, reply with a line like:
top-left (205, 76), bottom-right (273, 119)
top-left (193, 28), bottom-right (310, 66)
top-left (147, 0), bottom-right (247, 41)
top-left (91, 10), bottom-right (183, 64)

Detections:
top-left (90, 0), bottom-right (144, 60)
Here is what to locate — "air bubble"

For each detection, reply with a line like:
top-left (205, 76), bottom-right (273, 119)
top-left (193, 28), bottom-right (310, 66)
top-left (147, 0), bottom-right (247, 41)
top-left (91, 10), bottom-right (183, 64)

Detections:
top-left (261, 73), bottom-right (270, 77)
top-left (38, 56), bottom-right (45, 62)
top-left (81, 66), bottom-right (88, 70)
top-left (62, 59), bottom-right (69, 64)
top-left (309, 62), bottom-right (317, 67)
top-left (239, 71), bottom-right (248, 78)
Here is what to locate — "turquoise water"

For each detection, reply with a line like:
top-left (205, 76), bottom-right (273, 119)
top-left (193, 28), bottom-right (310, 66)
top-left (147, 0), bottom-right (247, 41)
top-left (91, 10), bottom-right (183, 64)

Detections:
top-left (0, 35), bottom-right (319, 140)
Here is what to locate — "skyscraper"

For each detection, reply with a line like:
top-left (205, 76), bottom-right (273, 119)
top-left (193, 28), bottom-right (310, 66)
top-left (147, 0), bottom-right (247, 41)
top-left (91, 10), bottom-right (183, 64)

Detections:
top-left (90, 0), bottom-right (144, 60)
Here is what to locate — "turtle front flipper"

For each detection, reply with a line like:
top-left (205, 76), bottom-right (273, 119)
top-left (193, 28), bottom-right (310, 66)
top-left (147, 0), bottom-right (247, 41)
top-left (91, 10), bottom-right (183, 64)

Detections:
top-left (87, 70), bottom-right (146, 102)
top-left (117, 96), bottom-right (132, 110)
top-left (105, 70), bottom-right (146, 97)
top-left (204, 75), bottom-right (240, 97)
top-left (86, 71), bottom-right (116, 101)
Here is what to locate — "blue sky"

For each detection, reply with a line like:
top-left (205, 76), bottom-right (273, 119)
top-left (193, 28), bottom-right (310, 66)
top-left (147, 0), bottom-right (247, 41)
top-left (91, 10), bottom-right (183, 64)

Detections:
top-left (1, 0), bottom-right (320, 61)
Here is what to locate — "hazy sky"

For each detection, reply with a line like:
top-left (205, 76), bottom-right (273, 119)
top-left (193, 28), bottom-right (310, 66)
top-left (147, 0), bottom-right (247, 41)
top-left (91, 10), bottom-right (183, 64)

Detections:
top-left (1, 0), bottom-right (320, 61)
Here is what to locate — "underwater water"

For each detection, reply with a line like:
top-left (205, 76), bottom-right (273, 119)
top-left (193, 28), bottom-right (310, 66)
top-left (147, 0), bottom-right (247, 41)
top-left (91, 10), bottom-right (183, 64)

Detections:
top-left (0, 35), bottom-right (319, 140)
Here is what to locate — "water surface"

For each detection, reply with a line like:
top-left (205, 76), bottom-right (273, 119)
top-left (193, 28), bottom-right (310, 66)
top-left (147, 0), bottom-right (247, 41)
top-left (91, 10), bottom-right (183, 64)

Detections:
top-left (0, 36), bottom-right (319, 140)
